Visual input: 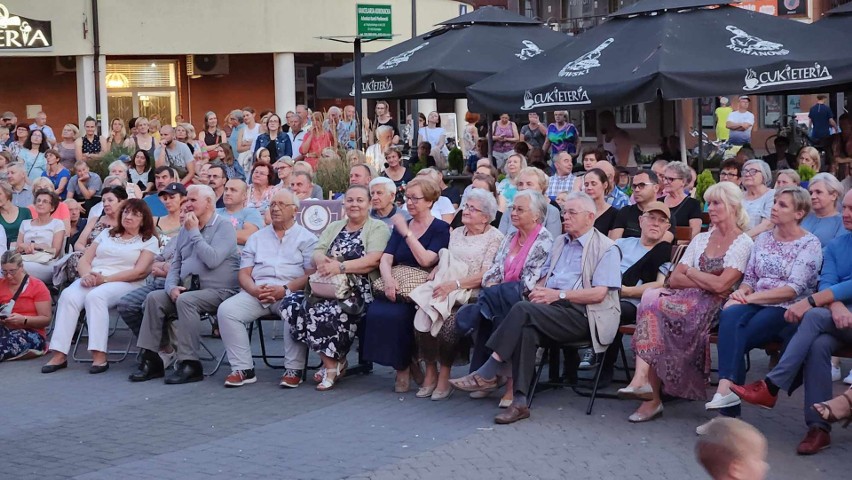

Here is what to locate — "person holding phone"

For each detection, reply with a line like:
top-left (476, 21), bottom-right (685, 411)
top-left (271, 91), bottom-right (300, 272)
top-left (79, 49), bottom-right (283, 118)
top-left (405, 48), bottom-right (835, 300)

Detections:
top-left (0, 250), bottom-right (52, 362)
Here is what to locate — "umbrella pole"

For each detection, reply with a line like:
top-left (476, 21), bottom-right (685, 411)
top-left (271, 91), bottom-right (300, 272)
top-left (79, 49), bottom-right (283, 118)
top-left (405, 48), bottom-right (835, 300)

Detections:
top-left (678, 102), bottom-right (687, 165)
top-left (354, 37), bottom-right (364, 152)
top-left (697, 98), bottom-right (704, 172)
top-left (486, 113), bottom-right (494, 168)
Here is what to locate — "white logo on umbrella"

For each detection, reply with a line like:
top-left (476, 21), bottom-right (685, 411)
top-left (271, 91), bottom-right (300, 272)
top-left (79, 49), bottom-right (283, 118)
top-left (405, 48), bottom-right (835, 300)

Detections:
top-left (515, 40), bottom-right (544, 61)
top-left (349, 77), bottom-right (394, 96)
top-left (726, 26), bottom-right (789, 56)
top-left (377, 42), bottom-right (429, 70)
top-left (743, 63), bottom-right (832, 91)
top-left (522, 87), bottom-right (591, 110)
top-left (558, 38), bottom-right (614, 77)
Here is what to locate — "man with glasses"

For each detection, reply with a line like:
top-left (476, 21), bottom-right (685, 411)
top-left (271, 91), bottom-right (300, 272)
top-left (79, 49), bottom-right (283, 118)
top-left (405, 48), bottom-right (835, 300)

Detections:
top-left (726, 96), bottom-right (755, 147)
top-left (207, 164), bottom-right (228, 209)
top-left (217, 189), bottom-right (317, 388)
top-left (609, 170), bottom-right (674, 242)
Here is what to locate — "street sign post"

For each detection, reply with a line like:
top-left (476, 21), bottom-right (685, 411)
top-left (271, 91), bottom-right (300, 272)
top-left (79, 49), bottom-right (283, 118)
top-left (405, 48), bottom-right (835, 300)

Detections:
top-left (357, 4), bottom-right (392, 40)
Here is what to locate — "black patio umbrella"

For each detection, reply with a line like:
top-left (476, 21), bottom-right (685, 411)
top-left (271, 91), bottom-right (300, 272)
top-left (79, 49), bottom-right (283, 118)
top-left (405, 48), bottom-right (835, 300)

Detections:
top-left (316, 7), bottom-right (568, 99)
top-left (466, 0), bottom-right (852, 113)
top-left (817, 2), bottom-right (852, 33)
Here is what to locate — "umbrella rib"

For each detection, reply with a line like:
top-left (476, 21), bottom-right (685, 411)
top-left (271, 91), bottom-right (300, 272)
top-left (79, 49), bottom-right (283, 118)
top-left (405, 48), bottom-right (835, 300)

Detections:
top-left (632, 44), bottom-right (662, 74)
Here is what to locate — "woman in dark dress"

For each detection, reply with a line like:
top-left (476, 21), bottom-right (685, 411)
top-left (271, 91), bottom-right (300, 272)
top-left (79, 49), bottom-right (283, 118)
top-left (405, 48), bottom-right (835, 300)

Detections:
top-left (584, 168), bottom-right (618, 235)
top-left (660, 161), bottom-right (702, 240)
top-left (362, 177), bottom-right (450, 393)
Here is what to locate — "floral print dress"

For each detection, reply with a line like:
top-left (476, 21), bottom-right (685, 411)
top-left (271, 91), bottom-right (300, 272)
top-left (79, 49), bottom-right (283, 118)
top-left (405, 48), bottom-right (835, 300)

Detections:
top-left (281, 229), bottom-right (372, 360)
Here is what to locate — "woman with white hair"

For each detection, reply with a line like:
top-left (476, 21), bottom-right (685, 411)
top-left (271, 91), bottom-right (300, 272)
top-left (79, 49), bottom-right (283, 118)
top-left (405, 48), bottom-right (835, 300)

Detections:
top-left (366, 125), bottom-right (394, 173)
top-left (369, 176), bottom-right (411, 229)
top-left (741, 159), bottom-right (775, 238)
top-left (620, 182), bottom-right (754, 423)
top-left (802, 173), bottom-right (844, 247)
top-left (412, 188), bottom-right (504, 400)
top-left (660, 161), bottom-right (702, 239)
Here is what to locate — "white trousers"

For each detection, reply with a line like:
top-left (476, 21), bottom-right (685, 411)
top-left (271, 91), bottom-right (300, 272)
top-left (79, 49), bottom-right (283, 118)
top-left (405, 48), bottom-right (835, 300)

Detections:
top-left (217, 290), bottom-right (307, 371)
top-left (23, 260), bottom-right (58, 285)
top-left (49, 279), bottom-right (138, 355)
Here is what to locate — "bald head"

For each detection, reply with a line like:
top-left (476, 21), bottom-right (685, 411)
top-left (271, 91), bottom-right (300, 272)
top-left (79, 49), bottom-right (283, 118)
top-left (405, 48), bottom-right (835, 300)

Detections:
top-left (593, 160), bottom-right (615, 183)
top-left (842, 190), bottom-right (852, 231)
top-left (223, 179), bottom-right (248, 209)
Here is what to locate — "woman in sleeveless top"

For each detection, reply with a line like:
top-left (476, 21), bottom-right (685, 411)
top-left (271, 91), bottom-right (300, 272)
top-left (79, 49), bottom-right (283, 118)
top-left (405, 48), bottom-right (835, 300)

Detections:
top-left (124, 117), bottom-right (156, 158)
top-left (75, 117), bottom-right (103, 164)
top-left (56, 124), bottom-right (79, 171)
top-left (491, 114), bottom-right (519, 172)
top-left (199, 111), bottom-right (227, 161)
top-left (103, 117), bottom-right (127, 153)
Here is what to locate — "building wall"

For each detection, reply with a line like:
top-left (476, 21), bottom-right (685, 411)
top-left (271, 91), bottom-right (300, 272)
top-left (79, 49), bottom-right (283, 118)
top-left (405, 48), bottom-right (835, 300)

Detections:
top-left (0, 0), bottom-right (472, 57)
top-left (0, 57), bottom-right (78, 127)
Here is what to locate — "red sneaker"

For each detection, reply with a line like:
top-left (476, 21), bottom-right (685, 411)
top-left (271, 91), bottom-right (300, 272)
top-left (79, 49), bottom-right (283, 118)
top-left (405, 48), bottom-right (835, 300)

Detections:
top-left (796, 427), bottom-right (831, 455)
top-left (224, 369), bottom-right (257, 388)
top-left (730, 380), bottom-right (777, 409)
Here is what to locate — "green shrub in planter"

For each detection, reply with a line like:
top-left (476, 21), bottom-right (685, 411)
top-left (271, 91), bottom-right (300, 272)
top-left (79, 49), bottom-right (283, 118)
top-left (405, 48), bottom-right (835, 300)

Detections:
top-left (92, 145), bottom-right (134, 179)
top-left (447, 147), bottom-right (464, 174)
top-left (797, 165), bottom-right (816, 183)
top-left (694, 169), bottom-right (716, 209)
top-left (316, 157), bottom-right (350, 199)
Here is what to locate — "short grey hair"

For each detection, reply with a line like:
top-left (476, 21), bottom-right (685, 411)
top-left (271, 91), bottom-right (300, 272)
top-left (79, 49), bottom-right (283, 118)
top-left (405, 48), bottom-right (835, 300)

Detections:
top-left (514, 189), bottom-right (549, 224)
top-left (775, 169), bottom-right (801, 185)
top-left (375, 125), bottom-right (393, 139)
top-left (743, 159), bottom-right (772, 186)
top-left (465, 187), bottom-right (498, 222)
top-left (775, 185), bottom-right (812, 222)
top-left (328, 106), bottom-right (341, 115)
top-left (369, 176), bottom-right (397, 196)
top-left (665, 161), bottom-right (692, 184)
top-left (274, 187), bottom-right (299, 209)
top-left (187, 184), bottom-right (216, 205)
top-left (109, 160), bottom-right (128, 172)
top-left (102, 175), bottom-right (127, 187)
top-left (809, 173), bottom-right (843, 203)
top-left (0, 249), bottom-right (23, 267)
top-left (292, 171), bottom-right (314, 185)
top-left (564, 191), bottom-right (597, 215)
top-left (518, 166), bottom-right (548, 193)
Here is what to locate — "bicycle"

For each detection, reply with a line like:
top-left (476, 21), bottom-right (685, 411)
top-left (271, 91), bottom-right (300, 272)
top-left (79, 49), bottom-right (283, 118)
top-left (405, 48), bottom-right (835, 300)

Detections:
top-left (690, 128), bottom-right (736, 164)
top-left (764, 114), bottom-right (813, 157)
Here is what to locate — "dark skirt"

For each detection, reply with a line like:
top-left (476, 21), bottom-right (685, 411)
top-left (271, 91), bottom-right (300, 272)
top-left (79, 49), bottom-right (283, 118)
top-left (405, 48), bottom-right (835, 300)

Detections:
top-left (361, 299), bottom-right (417, 370)
top-left (414, 311), bottom-right (470, 367)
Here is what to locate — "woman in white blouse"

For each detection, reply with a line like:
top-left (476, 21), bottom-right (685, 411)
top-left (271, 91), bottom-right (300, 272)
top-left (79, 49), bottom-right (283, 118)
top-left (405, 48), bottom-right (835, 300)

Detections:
top-left (42, 199), bottom-right (159, 375)
top-left (16, 189), bottom-right (66, 283)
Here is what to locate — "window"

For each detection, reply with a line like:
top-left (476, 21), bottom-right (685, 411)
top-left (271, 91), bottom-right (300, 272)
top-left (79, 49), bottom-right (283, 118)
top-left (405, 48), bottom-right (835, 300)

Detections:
top-left (613, 103), bottom-right (647, 129)
top-left (759, 95), bottom-right (785, 128)
top-left (106, 61), bottom-right (179, 124)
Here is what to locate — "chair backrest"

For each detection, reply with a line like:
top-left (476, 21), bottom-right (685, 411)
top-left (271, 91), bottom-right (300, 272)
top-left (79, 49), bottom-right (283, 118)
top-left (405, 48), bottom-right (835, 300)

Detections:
top-left (674, 226), bottom-right (692, 244)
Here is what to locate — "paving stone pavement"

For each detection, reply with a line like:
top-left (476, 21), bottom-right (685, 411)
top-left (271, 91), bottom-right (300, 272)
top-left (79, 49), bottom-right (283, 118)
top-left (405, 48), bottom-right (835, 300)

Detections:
top-left (1, 327), bottom-right (848, 480)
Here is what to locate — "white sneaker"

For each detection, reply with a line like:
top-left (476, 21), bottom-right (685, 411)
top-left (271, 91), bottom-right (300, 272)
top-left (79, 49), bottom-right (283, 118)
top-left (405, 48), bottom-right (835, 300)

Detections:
top-left (832, 364), bottom-right (842, 382)
top-left (845, 370), bottom-right (852, 385)
top-left (696, 419), bottom-right (714, 436)
top-left (705, 392), bottom-right (741, 410)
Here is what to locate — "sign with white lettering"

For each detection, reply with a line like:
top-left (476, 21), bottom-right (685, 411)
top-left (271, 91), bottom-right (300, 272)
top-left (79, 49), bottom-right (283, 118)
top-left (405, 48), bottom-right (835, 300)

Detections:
top-left (357, 4), bottom-right (392, 40)
top-left (0, 3), bottom-right (52, 50)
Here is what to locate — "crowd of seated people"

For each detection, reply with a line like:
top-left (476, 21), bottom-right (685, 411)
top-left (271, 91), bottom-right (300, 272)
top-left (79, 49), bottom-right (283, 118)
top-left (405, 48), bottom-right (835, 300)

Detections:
top-left (1, 106), bottom-right (851, 458)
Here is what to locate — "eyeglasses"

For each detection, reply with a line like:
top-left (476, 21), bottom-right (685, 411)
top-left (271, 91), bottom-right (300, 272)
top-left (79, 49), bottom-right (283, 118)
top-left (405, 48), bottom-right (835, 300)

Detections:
top-left (2, 267), bottom-right (19, 276)
top-left (463, 204), bottom-right (483, 214)
top-left (641, 214), bottom-right (670, 224)
top-left (407, 195), bottom-right (426, 203)
top-left (269, 202), bottom-right (296, 210)
top-left (742, 168), bottom-right (761, 177)
top-left (719, 172), bottom-right (740, 179)
top-left (662, 175), bottom-right (682, 184)
top-left (632, 182), bottom-right (656, 190)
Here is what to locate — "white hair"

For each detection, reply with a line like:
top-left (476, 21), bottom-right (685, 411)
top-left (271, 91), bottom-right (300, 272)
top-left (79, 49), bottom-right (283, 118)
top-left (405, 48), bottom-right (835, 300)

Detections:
top-left (810, 172), bottom-right (843, 206)
top-left (465, 187), bottom-right (498, 222)
top-left (274, 187), bottom-right (300, 209)
top-left (188, 184), bottom-right (216, 205)
top-left (108, 160), bottom-right (128, 172)
top-left (514, 189), bottom-right (549, 223)
top-left (564, 191), bottom-right (597, 215)
top-left (743, 159), bottom-right (772, 187)
top-left (375, 125), bottom-right (393, 139)
top-left (369, 176), bottom-right (397, 196)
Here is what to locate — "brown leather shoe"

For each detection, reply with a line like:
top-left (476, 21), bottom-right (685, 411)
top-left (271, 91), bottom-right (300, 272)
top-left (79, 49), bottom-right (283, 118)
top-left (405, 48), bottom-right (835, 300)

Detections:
top-left (796, 426), bottom-right (830, 455)
top-left (494, 405), bottom-right (530, 425)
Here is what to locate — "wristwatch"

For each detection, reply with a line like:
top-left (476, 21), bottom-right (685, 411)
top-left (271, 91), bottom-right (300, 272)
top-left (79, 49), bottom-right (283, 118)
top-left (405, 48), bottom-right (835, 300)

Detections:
top-left (339, 262), bottom-right (346, 273)
top-left (807, 295), bottom-right (817, 308)
top-left (559, 291), bottom-right (566, 300)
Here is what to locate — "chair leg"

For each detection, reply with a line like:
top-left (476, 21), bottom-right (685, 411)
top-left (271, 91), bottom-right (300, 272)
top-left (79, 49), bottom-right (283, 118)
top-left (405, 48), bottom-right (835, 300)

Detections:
top-left (527, 347), bottom-right (550, 408)
top-left (619, 341), bottom-right (631, 383)
top-left (586, 353), bottom-right (606, 415)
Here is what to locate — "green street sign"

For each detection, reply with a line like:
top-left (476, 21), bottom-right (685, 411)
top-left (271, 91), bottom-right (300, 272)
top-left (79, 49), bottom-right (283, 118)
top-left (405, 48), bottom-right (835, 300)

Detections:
top-left (357, 4), bottom-right (392, 40)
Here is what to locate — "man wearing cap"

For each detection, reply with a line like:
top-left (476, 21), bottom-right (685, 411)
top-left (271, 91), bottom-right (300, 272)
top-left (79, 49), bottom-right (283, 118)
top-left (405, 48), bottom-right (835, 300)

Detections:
top-left (726, 96), bottom-right (755, 146)
top-left (450, 191), bottom-right (622, 424)
top-left (217, 179), bottom-right (263, 246)
top-left (130, 184), bottom-right (240, 384)
top-left (144, 166), bottom-right (178, 217)
top-left (2, 112), bottom-right (17, 146)
top-left (117, 185), bottom-right (186, 349)
top-left (602, 201), bottom-right (673, 383)
top-left (610, 170), bottom-right (674, 242)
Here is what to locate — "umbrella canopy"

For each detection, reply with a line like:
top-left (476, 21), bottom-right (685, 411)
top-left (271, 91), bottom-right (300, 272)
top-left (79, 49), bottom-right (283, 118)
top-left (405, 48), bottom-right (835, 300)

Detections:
top-left (316, 7), bottom-right (567, 99)
top-left (466, 2), bottom-right (852, 113)
top-left (817, 1), bottom-right (852, 32)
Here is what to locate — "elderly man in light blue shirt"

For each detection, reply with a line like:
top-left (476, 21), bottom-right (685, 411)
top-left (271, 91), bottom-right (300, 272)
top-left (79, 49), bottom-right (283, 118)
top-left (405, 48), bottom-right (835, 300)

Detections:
top-left (451, 191), bottom-right (621, 425)
top-left (217, 189), bottom-right (318, 388)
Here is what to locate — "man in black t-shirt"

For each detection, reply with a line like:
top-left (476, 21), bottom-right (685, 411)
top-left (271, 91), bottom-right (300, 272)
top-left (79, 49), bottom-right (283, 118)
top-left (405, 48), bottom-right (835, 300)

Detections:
top-left (609, 170), bottom-right (674, 242)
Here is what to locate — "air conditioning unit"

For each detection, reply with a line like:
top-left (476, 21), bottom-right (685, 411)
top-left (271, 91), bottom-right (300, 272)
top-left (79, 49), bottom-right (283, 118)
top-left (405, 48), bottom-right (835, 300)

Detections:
top-left (186, 54), bottom-right (229, 76)
top-left (54, 56), bottom-right (76, 73)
